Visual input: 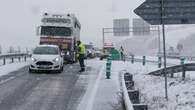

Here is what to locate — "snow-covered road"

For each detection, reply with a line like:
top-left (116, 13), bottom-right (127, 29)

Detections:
top-left (0, 58), bottom-right (195, 110)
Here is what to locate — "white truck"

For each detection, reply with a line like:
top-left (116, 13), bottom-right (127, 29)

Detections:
top-left (36, 13), bottom-right (81, 63)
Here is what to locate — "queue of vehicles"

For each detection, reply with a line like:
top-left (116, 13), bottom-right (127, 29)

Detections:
top-left (29, 13), bottom-right (102, 73)
top-left (29, 13), bottom-right (81, 73)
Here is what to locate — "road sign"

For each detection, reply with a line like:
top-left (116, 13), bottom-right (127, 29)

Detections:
top-left (133, 18), bottom-right (150, 36)
top-left (113, 19), bottom-right (129, 36)
top-left (134, 0), bottom-right (195, 25)
top-left (134, 0), bottom-right (195, 100)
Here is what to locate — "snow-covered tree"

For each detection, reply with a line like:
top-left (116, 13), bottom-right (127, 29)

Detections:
top-left (8, 46), bottom-right (15, 53)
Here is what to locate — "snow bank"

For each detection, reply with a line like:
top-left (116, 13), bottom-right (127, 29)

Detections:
top-left (77, 58), bottom-right (195, 110)
top-left (125, 62), bottom-right (195, 110)
top-left (0, 62), bottom-right (29, 77)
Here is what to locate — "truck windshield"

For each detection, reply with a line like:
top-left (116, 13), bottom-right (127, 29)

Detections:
top-left (33, 47), bottom-right (59, 55)
top-left (41, 26), bottom-right (72, 36)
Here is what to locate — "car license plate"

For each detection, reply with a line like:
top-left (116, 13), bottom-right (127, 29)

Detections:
top-left (39, 65), bottom-right (50, 69)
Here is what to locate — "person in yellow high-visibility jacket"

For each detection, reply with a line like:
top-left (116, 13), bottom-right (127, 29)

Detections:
top-left (77, 40), bottom-right (86, 72)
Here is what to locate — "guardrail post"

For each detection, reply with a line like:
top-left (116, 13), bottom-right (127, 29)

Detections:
top-left (3, 58), bottom-right (6, 65)
top-left (170, 73), bottom-right (174, 78)
top-left (11, 57), bottom-right (14, 63)
top-left (133, 104), bottom-right (148, 110)
top-left (182, 65), bottom-right (186, 80)
top-left (24, 56), bottom-right (27, 62)
top-left (158, 57), bottom-right (162, 68)
top-left (106, 56), bottom-right (112, 79)
top-left (180, 57), bottom-right (185, 80)
top-left (142, 56), bottom-right (146, 66)
top-left (18, 57), bottom-right (21, 62)
top-left (131, 55), bottom-right (134, 64)
top-left (171, 66), bottom-right (174, 77)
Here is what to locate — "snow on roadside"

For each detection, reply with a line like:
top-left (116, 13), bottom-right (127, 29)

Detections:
top-left (74, 58), bottom-right (195, 110)
top-left (0, 62), bottom-right (29, 77)
top-left (76, 59), bottom-right (106, 110)
top-left (78, 60), bottom-right (132, 110)
top-left (125, 62), bottom-right (195, 110)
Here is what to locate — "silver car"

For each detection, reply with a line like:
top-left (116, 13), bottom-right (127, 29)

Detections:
top-left (29, 45), bottom-right (64, 73)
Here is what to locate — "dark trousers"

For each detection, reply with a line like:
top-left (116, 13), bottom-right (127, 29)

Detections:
top-left (78, 54), bottom-right (85, 70)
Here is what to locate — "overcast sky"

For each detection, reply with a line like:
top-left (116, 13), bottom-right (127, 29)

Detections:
top-left (0, 0), bottom-right (144, 52)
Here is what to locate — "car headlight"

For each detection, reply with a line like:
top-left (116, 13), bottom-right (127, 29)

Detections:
top-left (53, 57), bottom-right (60, 62)
top-left (31, 57), bottom-right (36, 62)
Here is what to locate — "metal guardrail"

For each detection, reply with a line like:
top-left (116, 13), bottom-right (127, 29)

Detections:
top-left (148, 63), bottom-right (195, 80)
top-left (0, 53), bottom-right (30, 65)
top-left (149, 63), bottom-right (195, 76)
top-left (0, 53), bottom-right (29, 58)
top-left (157, 54), bottom-right (195, 61)
top-left (121, 72), bottom-right (134, 110)
top-left (125, 56), bottom-right (175, 66)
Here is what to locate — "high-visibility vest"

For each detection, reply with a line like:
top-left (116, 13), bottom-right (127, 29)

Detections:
top-left (78, 43), bottom-right (86, 54)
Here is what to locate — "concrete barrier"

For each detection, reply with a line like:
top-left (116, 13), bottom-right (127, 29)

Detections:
top-left (128, 90), bottom-right (140, 104)
top-left (133, 104), bottom-right (148, 110)
top-left (121, 72), bottom-right (134, 110)
top-left (121, 72), bottom-right (148, 110)
top-left (125, 81), bottom-right (134, 90)
top-left (124, 72), bottom-right (133, 81)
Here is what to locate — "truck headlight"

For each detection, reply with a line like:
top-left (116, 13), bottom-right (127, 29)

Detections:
top-left (31, 57), bottom-right (36, 62)
top-left (66, 51), bottom-right (70, 55)
top-left (53, 57), bottom-right (60, 62)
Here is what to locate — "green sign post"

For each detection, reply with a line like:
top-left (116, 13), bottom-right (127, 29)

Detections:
top-left (106, 56), bottom-right (112, 79)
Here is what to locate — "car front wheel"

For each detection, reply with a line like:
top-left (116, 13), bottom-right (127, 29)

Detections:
top-left (60, 66), bottom-right (64, 72)
top-left (56, 66), bottom-right (63, 73)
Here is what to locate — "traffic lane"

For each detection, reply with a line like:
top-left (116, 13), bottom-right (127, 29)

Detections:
top-left (0, 64), bottom-right (88, 110)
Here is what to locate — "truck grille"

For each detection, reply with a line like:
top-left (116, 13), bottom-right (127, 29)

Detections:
top-left (36, 61), bottom-right (53, 66)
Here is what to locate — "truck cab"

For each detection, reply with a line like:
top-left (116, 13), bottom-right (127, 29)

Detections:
top-left (36, 13), bottom-right (81, 63)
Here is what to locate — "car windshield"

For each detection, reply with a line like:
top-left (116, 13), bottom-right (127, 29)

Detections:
top-left (33, 47), bottom-right (59, 55)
